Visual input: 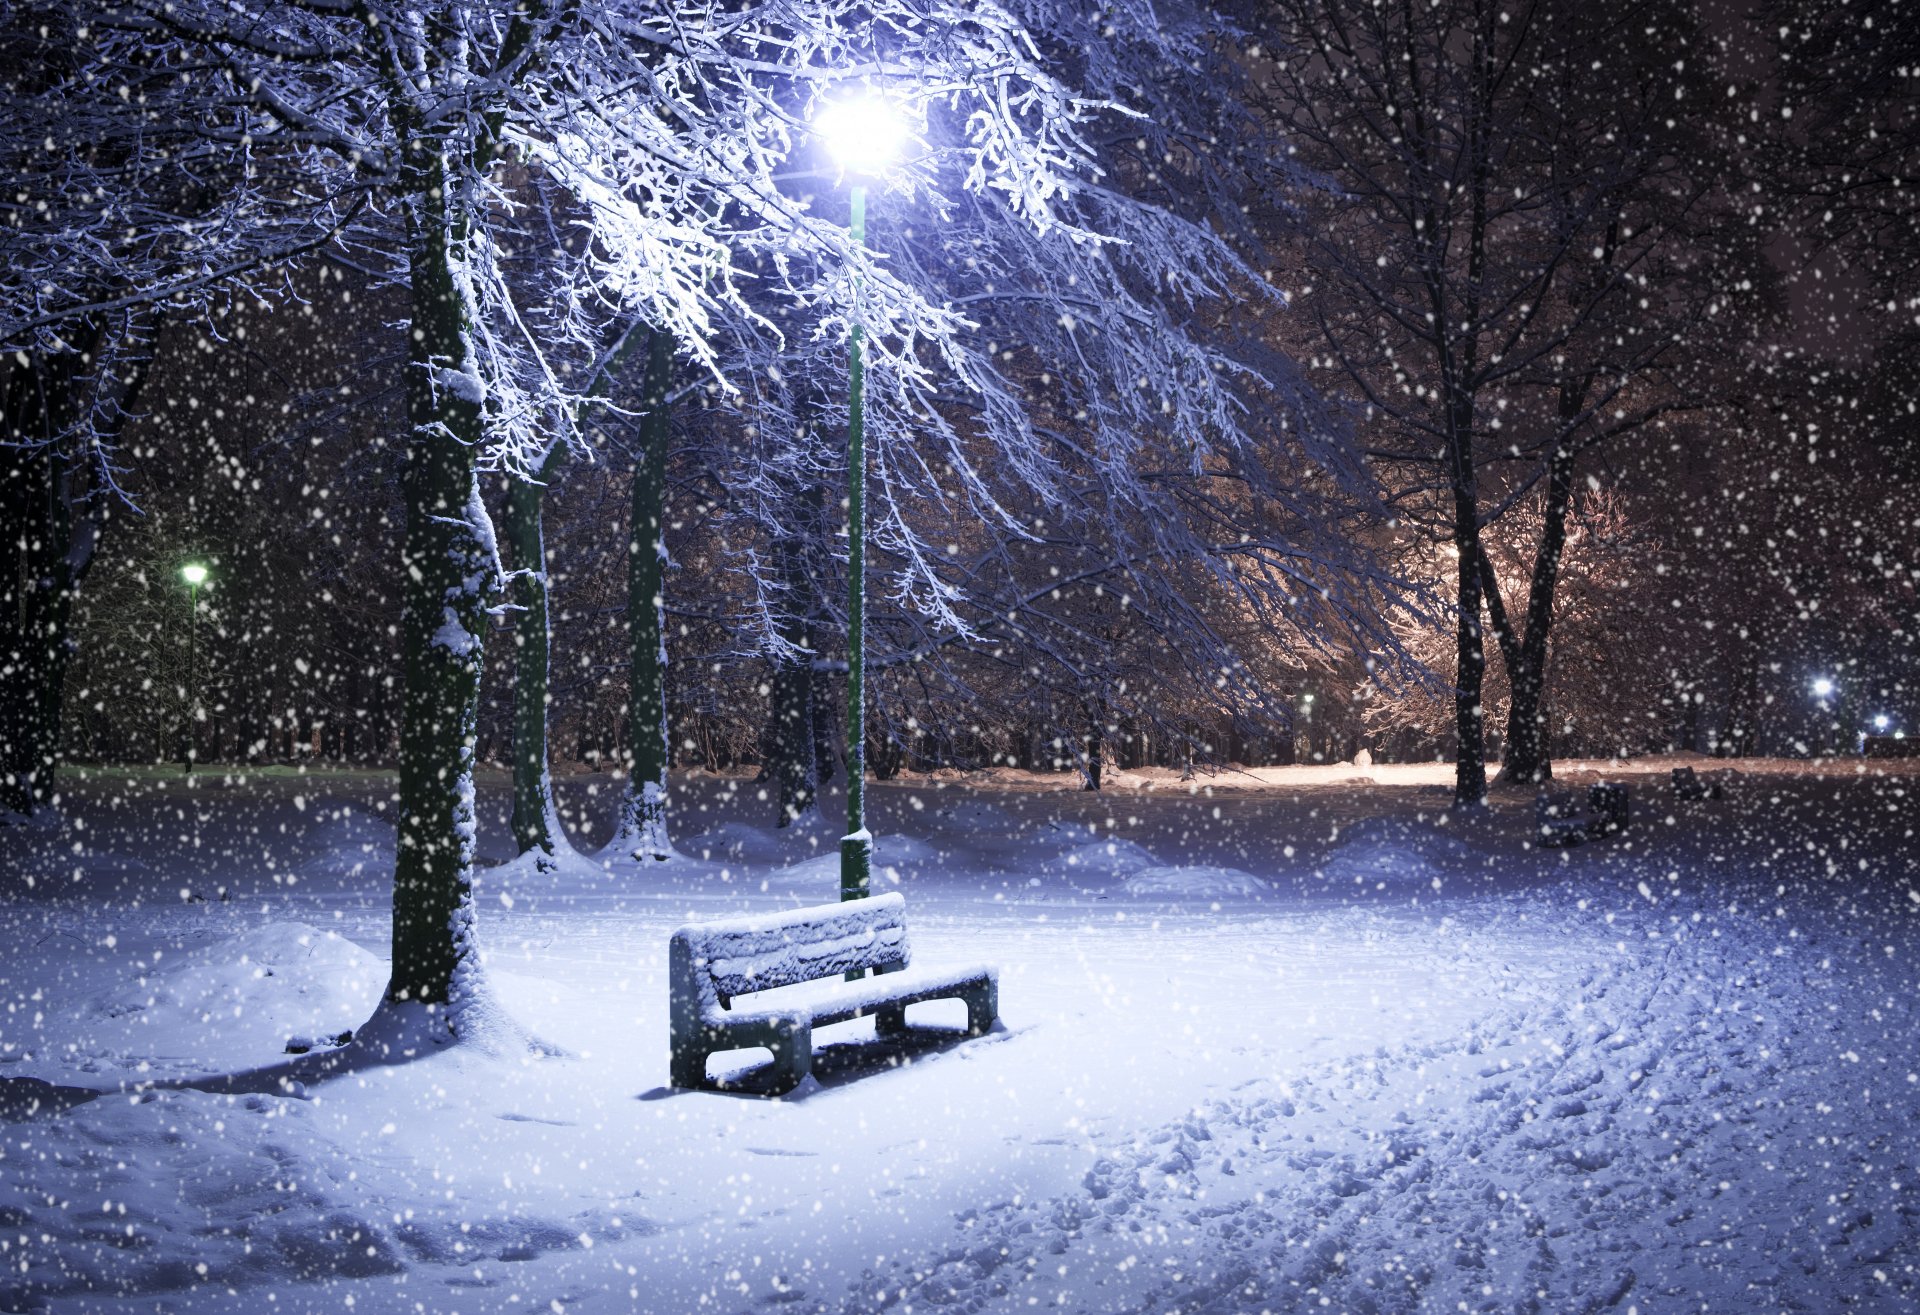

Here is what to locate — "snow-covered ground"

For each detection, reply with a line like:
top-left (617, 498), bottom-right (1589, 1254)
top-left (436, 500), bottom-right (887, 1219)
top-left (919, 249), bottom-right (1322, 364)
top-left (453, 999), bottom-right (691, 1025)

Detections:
top-left (2, 758), bottom-right (1916, 1314)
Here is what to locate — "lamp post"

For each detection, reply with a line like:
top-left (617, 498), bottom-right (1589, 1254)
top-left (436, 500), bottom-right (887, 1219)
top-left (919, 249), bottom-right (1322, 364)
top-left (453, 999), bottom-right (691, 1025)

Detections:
top-left (814, 94), bottom-right (908, 905)
top-left (181, 562), bottom-right (208, 774)
top-left (1810, 675), bottom-right (1836, 757)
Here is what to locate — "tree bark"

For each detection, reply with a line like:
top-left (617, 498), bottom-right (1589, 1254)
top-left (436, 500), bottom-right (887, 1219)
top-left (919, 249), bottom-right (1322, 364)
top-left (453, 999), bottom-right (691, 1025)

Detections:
top-left (502, 318), bottom-right (645, 863)
top-left (1445, 392), bottom-right (1488, 806)
top-left (767, 583), bottom-right (818, 826)
top-left (609, 329), bottom-right (674, 861)
top-left (386, 161), bottom-right (499, 1015)
top-left (766, 445), bottom-right (819, 826)
top-left (1494, 446), bottom-right (1577, 784)
top-left (503, 450), bottom-right (564, 863)
top-left (1082, 695), bottom-right (1105, 791)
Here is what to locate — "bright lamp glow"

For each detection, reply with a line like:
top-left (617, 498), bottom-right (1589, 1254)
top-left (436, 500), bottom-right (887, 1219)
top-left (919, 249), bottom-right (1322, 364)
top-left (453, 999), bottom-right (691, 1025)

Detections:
top-left (1874, 714), bottom-right (1891, 731)
top-left (1811, 677), bottom-right (1834, 698)
top-left (813, 95), bottom-right (909, 177)
top-left (181, 563), bottom-right (208, 587)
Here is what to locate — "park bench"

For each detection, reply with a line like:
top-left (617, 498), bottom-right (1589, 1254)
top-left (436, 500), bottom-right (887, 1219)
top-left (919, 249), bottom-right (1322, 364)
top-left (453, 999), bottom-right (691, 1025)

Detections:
top-left (1671, 765), bottom-right (1722, 800)
top-left (669, 892), bottom-right (998, 1094)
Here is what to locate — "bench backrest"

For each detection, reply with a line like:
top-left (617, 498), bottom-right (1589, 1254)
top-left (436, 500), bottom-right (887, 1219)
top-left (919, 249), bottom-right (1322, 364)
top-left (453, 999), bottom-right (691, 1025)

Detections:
top-left (670, 893), bottom-right (911, 1010)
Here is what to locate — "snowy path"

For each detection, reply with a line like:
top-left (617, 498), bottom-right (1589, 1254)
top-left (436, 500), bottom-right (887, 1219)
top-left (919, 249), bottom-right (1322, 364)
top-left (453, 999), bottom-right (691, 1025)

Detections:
top-left (1, 764), bottom-right (1916, 1313)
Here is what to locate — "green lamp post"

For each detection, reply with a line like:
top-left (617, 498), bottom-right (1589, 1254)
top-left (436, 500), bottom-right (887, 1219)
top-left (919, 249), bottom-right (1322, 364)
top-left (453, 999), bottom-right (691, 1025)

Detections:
top-left (814, 93), bottom-right (909, 904)
top-left (181, 561), bottom-right (208, 774)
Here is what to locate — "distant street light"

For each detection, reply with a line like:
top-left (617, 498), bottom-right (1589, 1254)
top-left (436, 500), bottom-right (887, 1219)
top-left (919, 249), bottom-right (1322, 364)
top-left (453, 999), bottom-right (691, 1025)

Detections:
top-left (181, 562), bottom-right (208, 774)
top-left (1811, 676), bottom-right (1835, 699)
top-left (815, 92), bottom-right (908, 906)
top-left (1873, 714), bottom-right (1891, 732)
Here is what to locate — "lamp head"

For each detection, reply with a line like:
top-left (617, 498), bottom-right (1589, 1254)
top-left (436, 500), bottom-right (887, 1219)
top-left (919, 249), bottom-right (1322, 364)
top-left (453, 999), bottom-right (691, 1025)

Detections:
top-left (1811, 677), bottom-right (1834, 698)
top-left (1874, 714), bottom-right (1891, 731)
top-left (813, 93), bottom-right (909, 178)
top-left (181, 562), bottom-right (208, 587)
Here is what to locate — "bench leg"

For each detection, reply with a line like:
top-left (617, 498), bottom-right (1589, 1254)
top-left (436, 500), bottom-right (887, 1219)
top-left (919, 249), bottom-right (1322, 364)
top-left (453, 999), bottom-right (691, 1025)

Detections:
top-left (875, 1004), bottom-right (910, 1039)
top-left (766, 1021), bottom-right (812, 1095)
top-left (962, 979), bottom-right (998, 1037)
top-left (670, 1036), bottom-right (709, 1089)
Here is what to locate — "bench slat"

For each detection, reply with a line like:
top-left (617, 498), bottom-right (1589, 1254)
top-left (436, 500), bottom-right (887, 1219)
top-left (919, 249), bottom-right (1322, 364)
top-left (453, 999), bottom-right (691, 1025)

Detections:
top-left (681, 893), bottom-right (911, 1000)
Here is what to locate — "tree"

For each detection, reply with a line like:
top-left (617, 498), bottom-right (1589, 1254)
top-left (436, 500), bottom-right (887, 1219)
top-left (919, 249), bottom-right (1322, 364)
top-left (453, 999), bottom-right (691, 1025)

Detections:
top-left (1251, 0), bottom-right (1767, 798)
top-left (605, 329), bottom-right (677, 861)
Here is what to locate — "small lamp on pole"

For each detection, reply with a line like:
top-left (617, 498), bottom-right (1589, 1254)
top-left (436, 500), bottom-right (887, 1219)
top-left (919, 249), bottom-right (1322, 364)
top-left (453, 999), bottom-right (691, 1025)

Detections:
top-left (181, 562), bottom-right (208, 774)
top-left (813, 92), bottom-right (909, 906)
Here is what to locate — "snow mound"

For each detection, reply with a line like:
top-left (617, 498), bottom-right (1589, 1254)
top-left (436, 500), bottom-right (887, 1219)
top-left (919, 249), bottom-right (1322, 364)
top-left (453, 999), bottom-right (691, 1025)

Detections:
top-left (482, 844), bottom-right (619, 911)
top-left (1040, 837), bottom-right (1156, 883)
top-left (77, 923), bottom-right (382, 1070)
top-left (1317, 816), bottom-right (1468, 888)
top-left (684, 812), bottom-right (842, 864)
top-left (762, 834), bottom-right (943, 892)
top-left (0, 804), bottom-right (59, 831)
top-left (1122, 865), bottom-right (1267, 897)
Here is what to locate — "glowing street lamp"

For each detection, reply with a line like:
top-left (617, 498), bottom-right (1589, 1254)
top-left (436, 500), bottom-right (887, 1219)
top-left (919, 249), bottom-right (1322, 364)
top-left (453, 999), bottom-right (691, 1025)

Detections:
top-left (814, 92), bottom-right (907, 906)
top-left (181, 561), bottom-right (209, 774)
top-left (1873, 714), bottom-right (1891, 732)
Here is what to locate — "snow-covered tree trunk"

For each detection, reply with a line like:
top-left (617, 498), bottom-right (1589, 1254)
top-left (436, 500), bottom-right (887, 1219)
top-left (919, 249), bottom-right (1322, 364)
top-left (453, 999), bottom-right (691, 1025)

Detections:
top-left (609, 329), bottom-right (673, 862)
top-left (504, 449), bottom-right (564, 864)
top-left (504, 315), bottom-right (645, 864)
top-left (387, 156), bottom-right (499, 1014)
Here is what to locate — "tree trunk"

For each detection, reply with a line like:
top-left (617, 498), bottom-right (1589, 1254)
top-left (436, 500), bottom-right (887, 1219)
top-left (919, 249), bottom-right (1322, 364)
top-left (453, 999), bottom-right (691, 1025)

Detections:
top-left (609, 329), bottom-right (674, 861)
top-left (1446, 391), bottom-right (1488, 806)
top-left (768, 648), bottom-right (816, 825)
top-left (810, 658), bottom-right (839, 786)
top-left (767, 461), bottom-right (819, 825)
top-left (386, 167), bottom-right (499, 1017)
top-left (1082, 696), bottom-right (1105, 791)
top-left (503, 453), bottom-right (564, 864)
top-left (1493, 426), bottom-right (1581, 784)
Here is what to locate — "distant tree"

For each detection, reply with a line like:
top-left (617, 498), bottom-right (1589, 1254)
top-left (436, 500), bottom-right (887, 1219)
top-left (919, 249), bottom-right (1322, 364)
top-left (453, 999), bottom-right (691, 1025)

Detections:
top-left (1250, 0), bottom-right (1772, 798)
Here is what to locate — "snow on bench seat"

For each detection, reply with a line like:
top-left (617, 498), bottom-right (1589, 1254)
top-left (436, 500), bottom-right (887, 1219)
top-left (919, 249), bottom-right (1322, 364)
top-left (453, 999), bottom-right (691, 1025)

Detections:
top-left (668, 892), bottom-right (998, 1093)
